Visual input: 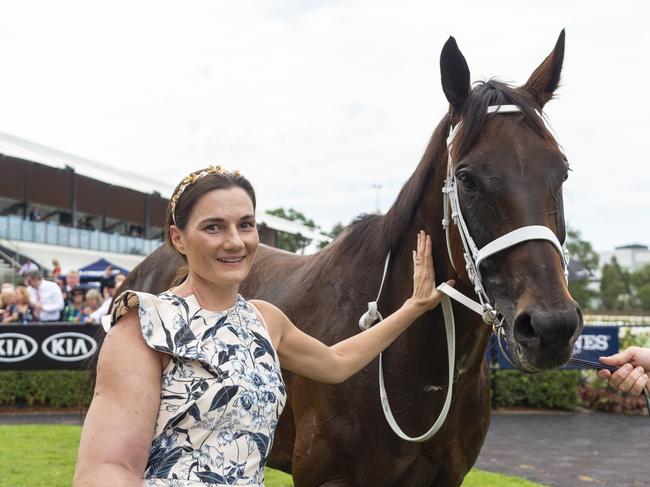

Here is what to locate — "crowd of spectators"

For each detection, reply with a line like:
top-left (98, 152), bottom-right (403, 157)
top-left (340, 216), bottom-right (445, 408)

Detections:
top-left (0, 263), bottom-right (127, 325)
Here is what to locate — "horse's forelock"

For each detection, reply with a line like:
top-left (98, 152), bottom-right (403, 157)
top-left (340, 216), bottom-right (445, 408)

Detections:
top-left (451, 80), bottom-right (558, 162)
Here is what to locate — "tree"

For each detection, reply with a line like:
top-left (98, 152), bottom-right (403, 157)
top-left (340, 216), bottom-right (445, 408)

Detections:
top-left (266, 208), bottom-right (318, 253)
top-left (566, 228), bottom-right (599, 309)
top-left (566, 229), bottom-right (599, 272)
top-left (318, 221), bottom-right (346, 249)
top-left (630, 264), bottom-right (650, 310)
top-left (600, 257), bottom-right (630, 311)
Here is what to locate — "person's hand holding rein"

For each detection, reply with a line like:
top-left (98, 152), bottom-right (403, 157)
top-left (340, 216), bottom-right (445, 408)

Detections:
top-left (598, 346), bottom-right (650, 396)
top-left (407, 231), bottom-right (455, 313)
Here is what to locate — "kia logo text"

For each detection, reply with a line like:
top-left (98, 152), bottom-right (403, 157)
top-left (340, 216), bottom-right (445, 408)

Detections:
top-left (42, 333), bottom-right (98, 362)
top-left (0, 333), bottom-right (38, 362)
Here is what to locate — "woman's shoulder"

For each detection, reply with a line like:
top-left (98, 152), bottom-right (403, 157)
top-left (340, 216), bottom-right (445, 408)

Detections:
top-left (246, 299), bottom-right (290, 329)
top-left (247, 299), bottom-right (281, 316)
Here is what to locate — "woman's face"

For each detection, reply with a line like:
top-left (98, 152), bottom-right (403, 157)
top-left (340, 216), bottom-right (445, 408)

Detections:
top-left (170, 187), bottom-right (259, 289)
top-left (87, 297), bottom-right (100, 309)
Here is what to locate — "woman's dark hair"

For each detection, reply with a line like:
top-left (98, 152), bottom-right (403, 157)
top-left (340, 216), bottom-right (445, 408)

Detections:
top-left (164, 168), bottom-right (256, 259)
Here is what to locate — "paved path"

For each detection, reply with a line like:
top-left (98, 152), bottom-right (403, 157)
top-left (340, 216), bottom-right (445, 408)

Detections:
top-left (1, 409), bottom-right (647, 486)
top-left (0, 411), bottom-right (84, 425)
top-left (476, 411), bottom-right (649, 487)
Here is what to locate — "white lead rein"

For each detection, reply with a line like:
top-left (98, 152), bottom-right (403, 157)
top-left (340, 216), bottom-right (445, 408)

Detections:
top-left (359, 253), bottom-right (460, 442)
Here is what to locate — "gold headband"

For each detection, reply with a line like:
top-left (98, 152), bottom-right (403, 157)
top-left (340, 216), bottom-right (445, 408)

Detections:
top-left (170, 165), bottom-right (242, 225)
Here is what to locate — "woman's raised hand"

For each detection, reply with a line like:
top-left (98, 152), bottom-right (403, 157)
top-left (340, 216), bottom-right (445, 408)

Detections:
top-left (408, 231), bottom-right (454, 312)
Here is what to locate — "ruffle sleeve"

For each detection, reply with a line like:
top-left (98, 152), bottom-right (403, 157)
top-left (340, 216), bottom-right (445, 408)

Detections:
top-left (102, 290), bottom-right (180, 356)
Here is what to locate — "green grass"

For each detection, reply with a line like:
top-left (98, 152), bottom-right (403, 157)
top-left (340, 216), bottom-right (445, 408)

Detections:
top-left (0, 425), bottom-right (546, 486)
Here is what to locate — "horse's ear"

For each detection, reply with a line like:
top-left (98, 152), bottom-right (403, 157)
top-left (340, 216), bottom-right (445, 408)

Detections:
top-left (440, 36), bottom-right (471, 111)
top-left (523, 29), bottom-right (565, 107)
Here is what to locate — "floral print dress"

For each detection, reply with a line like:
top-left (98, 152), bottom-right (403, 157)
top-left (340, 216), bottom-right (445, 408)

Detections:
top-left (105, 290), bottom-right (287, 487)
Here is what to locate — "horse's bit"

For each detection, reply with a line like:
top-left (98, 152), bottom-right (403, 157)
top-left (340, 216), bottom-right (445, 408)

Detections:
top-left (359, 104), bottom-right (576, 442)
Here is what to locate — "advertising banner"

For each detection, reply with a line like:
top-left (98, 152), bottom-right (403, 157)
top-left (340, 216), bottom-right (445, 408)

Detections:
top-left (0, 324), bottom-right (103, 370)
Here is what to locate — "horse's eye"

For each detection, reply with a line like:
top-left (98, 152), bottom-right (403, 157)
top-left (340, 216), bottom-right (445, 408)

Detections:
top-left (456, 171), bottom-right (478, 191)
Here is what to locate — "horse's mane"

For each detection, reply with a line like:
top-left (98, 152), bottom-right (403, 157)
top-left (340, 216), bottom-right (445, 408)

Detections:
top-left (337, 80), bottom-right (557, 262)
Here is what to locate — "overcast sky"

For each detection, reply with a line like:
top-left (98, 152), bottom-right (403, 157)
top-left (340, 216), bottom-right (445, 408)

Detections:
top-left (0, 1), bottom-right (648, 252)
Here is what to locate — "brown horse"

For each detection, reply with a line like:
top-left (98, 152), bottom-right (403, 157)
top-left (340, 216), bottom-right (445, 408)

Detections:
top-left (121, 30), bottom-right (581, 486)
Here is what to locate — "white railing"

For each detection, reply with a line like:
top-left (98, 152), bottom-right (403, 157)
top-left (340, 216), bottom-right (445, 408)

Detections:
top-left (0, 215), bottom-right (162, 255)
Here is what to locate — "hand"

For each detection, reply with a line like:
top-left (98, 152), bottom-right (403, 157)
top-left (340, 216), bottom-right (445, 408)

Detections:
top-left (407, 231), bottom-right (454, 313)
top-left (598, 346), bottom-right (650, 396)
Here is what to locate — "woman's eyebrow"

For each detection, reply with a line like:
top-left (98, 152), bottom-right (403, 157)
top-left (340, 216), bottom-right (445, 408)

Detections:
top-left (199, 214), bottom-right (255, 225)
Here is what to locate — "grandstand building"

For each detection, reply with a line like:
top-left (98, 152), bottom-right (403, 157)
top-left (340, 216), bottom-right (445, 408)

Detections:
top-left (0, 132), bottom-right (330, 282)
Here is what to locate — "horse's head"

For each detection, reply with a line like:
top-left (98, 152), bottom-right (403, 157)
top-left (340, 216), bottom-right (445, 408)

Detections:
top-left (440, 30), bottom-right (582, 372)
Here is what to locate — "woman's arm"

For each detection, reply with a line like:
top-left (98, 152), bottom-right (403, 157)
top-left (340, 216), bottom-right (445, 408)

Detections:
top-left (74, 310), bottom-right (163, 486)
top-left (253, 231), bottom-right (452, 384)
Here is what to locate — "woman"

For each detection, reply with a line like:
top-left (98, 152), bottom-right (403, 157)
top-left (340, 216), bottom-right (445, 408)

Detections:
top-left (63, 286), bottom-right (87, 323)
top-left (12, 286), bottom-right (34, 324)
top-left (74, 166), bottom-right (451, 486)
top-left (1, 288), bottom-right (17, 323)
top-left (82, 288), bottom-right (103, 324)
top-left (52, 259), bottom-right (62, 279)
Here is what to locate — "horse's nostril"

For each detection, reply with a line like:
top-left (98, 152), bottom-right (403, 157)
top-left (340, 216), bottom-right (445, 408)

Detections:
top-left (514, 312), bottom-right (539, 348)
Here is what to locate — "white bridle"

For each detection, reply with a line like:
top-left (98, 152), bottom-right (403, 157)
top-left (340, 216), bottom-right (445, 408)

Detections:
top-left (359, 104), bottom-right (570, 442)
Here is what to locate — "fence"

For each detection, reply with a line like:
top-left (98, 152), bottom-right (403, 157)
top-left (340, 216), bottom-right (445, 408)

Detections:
top-left (0, 215), bottom-right (161, 255)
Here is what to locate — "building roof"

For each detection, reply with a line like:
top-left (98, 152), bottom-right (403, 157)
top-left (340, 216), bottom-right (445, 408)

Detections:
top-left (0, 131), bottom-right (171, 197)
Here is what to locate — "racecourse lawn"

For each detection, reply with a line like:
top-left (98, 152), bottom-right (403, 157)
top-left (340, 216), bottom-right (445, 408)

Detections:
top-left (0, 425), bottom-right (545, 487)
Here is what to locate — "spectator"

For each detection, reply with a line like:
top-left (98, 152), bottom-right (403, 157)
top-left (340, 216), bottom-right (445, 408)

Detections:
top-left (64, 270), bottom-right (81, 305)
top-left (26, 270), bottom-right (65, 322)
top-left (56, 277), bottom-right (66, 293)
top-left (52, 259), bottom-right (62, 279)
top-left (18, 260), bottom-right (38, 277)
top-left (89, 273), bottom-right (127, 325)
top-left (62, 286), bottom-right (88, 323)
top-left (1, 289), bottom-right (16, 323)
top-left (11, 287), bottom-right (34, 324)
top-left (114, 273), bottom-right (126, 291)
top-left (29, 206), bottom-right (41, 222)
top-left (82, 289), bottom-right (103, 324)
top-left (99, 265), bottom-right (115, 298)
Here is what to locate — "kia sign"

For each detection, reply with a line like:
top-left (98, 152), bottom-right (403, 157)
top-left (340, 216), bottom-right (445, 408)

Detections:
top-left (0, 333), bottom-right (38, 363)
top-left (0, 324), bottom-right (103, 370)
top-left (42, 332), bottom-right (98, 362)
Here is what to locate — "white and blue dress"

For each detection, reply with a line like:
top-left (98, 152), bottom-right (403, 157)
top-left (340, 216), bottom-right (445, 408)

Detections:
top-left (106, 290), bottom-right (287, 487)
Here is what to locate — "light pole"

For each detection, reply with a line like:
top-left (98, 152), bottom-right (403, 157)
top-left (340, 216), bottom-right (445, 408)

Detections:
top-left (372, 184), bottom-right (382, 214)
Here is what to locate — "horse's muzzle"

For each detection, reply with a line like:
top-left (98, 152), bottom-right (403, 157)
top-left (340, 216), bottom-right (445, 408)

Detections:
top-left (511, 303), bottom-right (583, 371)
